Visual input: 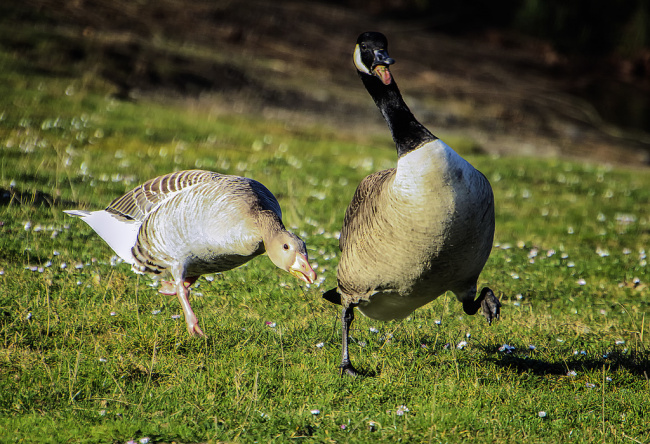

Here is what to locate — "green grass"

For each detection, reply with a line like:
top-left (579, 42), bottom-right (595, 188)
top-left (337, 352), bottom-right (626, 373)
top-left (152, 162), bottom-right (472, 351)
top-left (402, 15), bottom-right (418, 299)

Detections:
top-left (1, 28), bottom-right (649, 444)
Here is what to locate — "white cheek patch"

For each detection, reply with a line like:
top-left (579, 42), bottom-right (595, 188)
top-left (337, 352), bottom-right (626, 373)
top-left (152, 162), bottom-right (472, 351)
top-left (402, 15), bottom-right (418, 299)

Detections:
top-left (354, 44), bottom-right (370, 74)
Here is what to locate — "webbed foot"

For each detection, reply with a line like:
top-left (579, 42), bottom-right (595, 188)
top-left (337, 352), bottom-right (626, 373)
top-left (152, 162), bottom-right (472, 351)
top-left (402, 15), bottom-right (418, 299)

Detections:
top-left (340, 361), bottom-right (359, 377)
top-left (462, 287), bottom-right (501, 324)
top-left (479, 287), bottom-right (501, 325)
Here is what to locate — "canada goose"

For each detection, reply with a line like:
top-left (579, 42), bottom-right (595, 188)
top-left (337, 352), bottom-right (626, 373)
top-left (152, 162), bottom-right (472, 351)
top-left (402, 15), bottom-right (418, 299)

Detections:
top-left (65, 169), bottom-right (316, 337)
top-left (323, 32), bottom-right (500, 376)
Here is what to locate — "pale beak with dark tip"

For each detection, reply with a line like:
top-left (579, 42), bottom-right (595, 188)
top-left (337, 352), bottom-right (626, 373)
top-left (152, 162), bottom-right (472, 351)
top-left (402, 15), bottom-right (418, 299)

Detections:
top-left (290, 254), bottom-right (317, 284)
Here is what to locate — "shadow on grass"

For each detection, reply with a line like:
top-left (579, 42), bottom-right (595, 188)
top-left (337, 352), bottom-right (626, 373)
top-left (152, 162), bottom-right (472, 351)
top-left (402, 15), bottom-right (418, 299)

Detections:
top-left (0, 186), bottom-right (78, 207)
top-left (482, 346), bottom-right (649, 378)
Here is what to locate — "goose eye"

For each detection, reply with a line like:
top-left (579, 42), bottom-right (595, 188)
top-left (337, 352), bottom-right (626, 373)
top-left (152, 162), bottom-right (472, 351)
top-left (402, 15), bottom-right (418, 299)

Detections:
top-left (283, 244), bottom-right (289, 250)
top-left (360, 43), bottom-right (367, 50)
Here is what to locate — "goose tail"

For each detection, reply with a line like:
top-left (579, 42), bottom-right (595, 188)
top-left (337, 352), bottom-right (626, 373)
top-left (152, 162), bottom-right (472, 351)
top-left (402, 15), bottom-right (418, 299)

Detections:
top-left (64, 209), bottom-right (139, 265)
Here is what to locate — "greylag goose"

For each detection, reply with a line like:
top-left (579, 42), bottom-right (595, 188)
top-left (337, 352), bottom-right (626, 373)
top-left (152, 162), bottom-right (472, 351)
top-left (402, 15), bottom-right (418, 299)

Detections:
top-left (323, 32), bottom-right (500, 376)
top-left (65, 169), bottom-right (316, 337)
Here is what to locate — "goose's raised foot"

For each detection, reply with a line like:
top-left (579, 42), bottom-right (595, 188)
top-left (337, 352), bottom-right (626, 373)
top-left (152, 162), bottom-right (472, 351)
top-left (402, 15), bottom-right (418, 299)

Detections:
top-left (479, 287), bottom-right (500, 325)
top-left (462, 287), bottom-right (501, 325)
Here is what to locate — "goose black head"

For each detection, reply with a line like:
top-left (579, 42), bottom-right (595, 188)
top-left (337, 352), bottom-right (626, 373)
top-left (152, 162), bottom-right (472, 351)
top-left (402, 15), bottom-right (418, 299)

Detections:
top-left (354, 31), bottom-right (395, 85)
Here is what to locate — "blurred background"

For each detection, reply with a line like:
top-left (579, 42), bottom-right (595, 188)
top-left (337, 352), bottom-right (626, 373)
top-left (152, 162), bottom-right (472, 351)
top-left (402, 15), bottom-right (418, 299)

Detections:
top-left (2, 0), bottom-right (649, 165)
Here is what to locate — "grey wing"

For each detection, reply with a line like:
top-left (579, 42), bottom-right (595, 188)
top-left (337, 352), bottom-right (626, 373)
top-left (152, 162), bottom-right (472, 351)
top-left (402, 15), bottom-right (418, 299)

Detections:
top-left (339, 168), bottom-right (395, 252)
top-left (105, 170), bottom-right (223, 221)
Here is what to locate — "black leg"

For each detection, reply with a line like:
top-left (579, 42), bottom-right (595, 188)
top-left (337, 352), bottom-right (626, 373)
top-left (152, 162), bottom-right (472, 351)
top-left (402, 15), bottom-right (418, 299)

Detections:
top-left (339, 305), bottom-right (359, 376)
top-left (462, 287), bottom-right (501, 325)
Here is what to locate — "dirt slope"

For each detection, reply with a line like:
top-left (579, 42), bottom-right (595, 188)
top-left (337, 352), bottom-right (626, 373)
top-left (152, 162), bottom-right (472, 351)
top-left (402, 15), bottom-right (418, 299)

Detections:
top-left (7, 0), bottom-right (650, 165)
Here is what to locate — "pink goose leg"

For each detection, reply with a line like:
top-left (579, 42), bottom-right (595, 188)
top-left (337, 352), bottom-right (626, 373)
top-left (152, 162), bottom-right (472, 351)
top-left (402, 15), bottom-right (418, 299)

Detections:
top-left (160, 265), bottom-right (205, 337)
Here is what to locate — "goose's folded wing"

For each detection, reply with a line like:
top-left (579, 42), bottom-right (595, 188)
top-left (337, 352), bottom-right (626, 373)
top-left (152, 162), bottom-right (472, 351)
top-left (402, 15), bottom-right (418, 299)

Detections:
top-left (106, 170), bottom-right (223, 220)
top-left (339, 168), bottom-right (395, 252)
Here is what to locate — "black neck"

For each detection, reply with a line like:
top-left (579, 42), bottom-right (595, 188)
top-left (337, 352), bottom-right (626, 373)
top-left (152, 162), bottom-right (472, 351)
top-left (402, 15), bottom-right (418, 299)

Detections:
top-left (361, 73), bottom-right (437, 158)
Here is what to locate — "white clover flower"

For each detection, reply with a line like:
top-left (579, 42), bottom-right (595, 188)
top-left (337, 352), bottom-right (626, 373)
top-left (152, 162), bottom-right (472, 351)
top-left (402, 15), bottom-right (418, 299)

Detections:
top-left (567, 370), bottom-right (577, 377)
top-left (310, 409), bottom-right (320, 415)
top-left (538, 411), bottom-right (547, 418)
top-left (396, 405), bottom-right (409, 416)
top-left (456, 341), bottom-right (467, 349)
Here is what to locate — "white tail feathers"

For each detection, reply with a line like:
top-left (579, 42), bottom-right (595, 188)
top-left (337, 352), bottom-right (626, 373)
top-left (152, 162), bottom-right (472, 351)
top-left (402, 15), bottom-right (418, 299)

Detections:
top-left (63, 209), bottom-right (140, 264)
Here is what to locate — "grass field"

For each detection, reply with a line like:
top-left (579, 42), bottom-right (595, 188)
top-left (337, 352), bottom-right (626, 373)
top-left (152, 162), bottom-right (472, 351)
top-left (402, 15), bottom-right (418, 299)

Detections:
top-left (1, 22), bottom-right (649, 444)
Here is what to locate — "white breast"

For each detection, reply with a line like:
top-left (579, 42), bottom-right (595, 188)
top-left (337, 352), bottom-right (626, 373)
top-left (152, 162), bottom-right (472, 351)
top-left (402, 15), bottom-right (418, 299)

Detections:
top-left (394, 139), bottom-right (475, 193)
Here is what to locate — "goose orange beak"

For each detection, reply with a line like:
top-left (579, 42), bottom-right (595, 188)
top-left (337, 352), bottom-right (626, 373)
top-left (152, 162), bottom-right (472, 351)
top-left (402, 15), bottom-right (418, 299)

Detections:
top-left (290, 254), bottom-right (317, 284)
